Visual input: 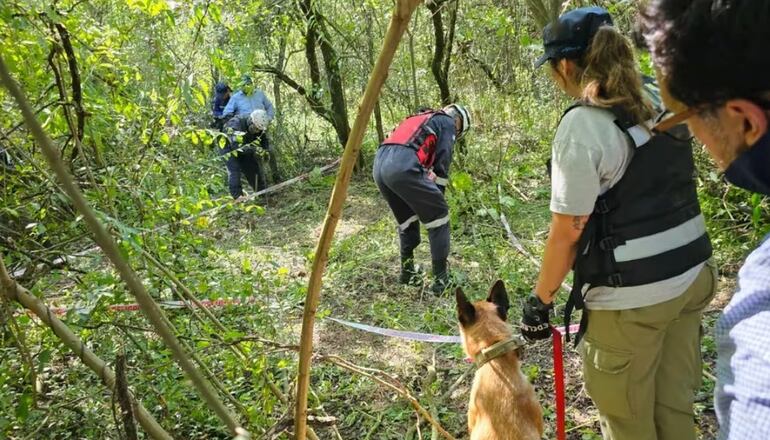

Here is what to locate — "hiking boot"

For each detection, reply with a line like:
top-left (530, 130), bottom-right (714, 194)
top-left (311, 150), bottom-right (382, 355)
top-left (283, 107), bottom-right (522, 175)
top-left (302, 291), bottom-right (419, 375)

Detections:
top-left (399, 256), bottom-right (422, 286)
top-left (431, 259), bottom-right (451, 295)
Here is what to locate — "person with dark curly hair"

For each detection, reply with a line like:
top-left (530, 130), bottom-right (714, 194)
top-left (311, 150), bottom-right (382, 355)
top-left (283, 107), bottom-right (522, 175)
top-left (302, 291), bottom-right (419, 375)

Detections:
top-left (642, 1), bottom-right (770, 439)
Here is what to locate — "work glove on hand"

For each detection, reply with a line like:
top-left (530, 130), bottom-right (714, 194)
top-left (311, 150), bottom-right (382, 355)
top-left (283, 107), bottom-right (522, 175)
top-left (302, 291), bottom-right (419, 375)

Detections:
top-left (520, 292), bottom-right (553, 341)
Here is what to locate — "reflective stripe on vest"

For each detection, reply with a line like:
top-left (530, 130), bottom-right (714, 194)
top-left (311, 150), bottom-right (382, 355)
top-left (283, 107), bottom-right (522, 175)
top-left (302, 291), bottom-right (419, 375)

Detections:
top-left (564, 102), bottom-right (712, 290)
top-left (613, 213), bottom-right (707, 262)
top-left (626, 123), bottom-right (652, 147)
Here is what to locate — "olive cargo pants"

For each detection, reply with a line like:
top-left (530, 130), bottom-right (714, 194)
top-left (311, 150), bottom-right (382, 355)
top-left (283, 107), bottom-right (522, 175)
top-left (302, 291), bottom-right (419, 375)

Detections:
top-left (580, 261), bottom-right (718, 440)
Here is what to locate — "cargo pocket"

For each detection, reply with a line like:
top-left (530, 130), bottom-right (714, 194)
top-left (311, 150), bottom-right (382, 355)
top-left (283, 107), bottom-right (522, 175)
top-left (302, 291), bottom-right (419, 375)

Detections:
top-left (706, 258), bottom-right (719, 300)
top-left (582, 337), bottom-right (633, 419)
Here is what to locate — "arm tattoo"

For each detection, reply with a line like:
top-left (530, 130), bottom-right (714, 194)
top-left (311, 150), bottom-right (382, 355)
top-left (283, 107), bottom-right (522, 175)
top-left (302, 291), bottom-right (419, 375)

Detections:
top-left (572, 216), bottom-right (587, 231)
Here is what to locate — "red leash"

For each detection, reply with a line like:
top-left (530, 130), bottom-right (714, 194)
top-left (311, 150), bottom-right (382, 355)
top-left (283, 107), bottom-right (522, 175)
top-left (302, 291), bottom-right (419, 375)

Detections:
top-left (552, 325), bottom-right (567, 440)
top-left (551, 324), bottom-right (579, 440)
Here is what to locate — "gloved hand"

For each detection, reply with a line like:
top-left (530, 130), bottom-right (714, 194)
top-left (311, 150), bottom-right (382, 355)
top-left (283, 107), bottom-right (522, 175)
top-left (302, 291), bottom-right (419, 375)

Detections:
top-left (520, 292), bottom-right (553, 341)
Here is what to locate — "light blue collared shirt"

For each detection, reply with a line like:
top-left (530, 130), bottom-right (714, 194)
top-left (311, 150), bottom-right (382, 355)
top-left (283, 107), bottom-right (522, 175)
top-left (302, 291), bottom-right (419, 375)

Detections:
top-left (716, 233), bottom-right (770, 439)
top-left (222, 89), bottom-right (275, 121)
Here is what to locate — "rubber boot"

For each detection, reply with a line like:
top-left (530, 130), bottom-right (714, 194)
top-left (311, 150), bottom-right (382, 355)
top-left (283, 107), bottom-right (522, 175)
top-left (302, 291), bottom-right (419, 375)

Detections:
top-left (431, 259), bottom-right (451, 295)
top-left (399, 255), bottom-right (422, 286)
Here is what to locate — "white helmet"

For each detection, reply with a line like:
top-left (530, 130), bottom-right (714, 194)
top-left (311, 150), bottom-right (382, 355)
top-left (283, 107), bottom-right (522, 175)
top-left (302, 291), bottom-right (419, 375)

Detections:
top-left (443, 104), bottom-right (471, 138)
top-left (248, 109), bottom-right (270, 131)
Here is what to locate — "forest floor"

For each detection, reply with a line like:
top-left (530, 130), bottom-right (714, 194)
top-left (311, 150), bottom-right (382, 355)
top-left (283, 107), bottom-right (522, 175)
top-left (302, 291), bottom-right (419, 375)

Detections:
top-left (8, 160), bottom-right (731, 439)
top-left (207, 170), bottom-right (726, 440)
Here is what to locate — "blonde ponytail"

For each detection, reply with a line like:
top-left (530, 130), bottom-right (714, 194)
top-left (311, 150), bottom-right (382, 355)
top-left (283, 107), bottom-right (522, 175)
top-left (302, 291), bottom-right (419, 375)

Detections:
top-left (575, 26), bottom-right (655, 124)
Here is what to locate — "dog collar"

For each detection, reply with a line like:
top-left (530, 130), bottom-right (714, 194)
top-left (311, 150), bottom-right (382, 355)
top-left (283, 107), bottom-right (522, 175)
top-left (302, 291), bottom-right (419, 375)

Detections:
top-left (474, 335), bottom-right (527, 368)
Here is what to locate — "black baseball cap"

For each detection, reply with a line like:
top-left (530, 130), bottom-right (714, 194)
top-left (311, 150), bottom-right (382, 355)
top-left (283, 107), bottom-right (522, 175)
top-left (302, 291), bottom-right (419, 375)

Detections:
top-left (535, 6), bottom-right (613, 68)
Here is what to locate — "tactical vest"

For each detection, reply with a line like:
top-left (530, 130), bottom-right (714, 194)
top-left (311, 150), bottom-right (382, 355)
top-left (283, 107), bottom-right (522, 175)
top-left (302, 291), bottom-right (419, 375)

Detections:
top-left (564, 103), bottom-right (713, 343)
top-left (382, 111), bottom-right (440, 168)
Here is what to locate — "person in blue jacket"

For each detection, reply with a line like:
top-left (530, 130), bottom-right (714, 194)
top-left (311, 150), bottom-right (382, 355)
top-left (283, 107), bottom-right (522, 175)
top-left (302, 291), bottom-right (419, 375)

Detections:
top-left (211, 82), bottom-right (231, 130)
top-left (221, 109), bottom-right (271, 199)
top-left (223, 75), bottom-right (280, 182)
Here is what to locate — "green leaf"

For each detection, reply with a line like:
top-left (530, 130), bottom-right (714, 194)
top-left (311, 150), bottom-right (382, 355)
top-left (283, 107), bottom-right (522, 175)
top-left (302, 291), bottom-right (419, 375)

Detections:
top-left (15, 393), bottom-right (31, 420)
top-left (37, 349), bottom-right (51, 373)
top-left (451, 172), bottom-right (473, 192)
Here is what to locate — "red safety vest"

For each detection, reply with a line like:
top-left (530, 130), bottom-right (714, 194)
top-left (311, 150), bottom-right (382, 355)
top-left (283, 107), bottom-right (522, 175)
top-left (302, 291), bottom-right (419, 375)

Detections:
top-left (383, 111), bottom-right (439, 168)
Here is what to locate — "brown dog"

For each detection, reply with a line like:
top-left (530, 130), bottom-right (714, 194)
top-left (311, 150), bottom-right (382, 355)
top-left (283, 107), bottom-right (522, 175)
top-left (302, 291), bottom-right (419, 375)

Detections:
top-left (456, 280), bottom-right (544, 440)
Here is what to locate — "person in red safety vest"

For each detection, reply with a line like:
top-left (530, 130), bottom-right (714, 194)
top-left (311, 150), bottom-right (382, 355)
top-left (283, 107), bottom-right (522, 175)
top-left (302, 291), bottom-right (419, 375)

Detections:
top-left (372, 104), bottom-right (471, 294)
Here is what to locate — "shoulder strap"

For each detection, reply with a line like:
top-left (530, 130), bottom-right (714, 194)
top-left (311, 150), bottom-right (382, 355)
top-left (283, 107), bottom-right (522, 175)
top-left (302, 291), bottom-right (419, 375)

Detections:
top-left (563, 102), bottom-right (652, 148)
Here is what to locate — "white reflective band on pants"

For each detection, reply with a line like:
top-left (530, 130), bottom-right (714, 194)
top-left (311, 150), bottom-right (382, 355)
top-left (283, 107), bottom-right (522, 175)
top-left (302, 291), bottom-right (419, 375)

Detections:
top-left (423, 214), bottom-right (449, 229)
top-left (434, 176), bottom-right (449, 186)
top-left (397, 215), bottom-right (419, 232)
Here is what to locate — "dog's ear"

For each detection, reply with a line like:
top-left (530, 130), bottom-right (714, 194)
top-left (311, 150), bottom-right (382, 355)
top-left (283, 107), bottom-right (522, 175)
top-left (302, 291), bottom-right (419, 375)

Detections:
top-left (486, 280), bottom-right (510, 321)
top-left (455, 287), bottom-right (476, 326)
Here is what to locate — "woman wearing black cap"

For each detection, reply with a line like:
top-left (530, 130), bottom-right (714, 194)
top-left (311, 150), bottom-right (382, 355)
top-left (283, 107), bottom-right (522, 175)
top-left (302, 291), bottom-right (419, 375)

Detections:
top-left (518, 7), bottom-right (716, 440)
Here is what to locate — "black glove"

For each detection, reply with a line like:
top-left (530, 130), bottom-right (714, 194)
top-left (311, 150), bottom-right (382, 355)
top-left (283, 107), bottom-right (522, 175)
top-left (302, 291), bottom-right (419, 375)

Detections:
top-left (520, 292), bottom-right (553, 341)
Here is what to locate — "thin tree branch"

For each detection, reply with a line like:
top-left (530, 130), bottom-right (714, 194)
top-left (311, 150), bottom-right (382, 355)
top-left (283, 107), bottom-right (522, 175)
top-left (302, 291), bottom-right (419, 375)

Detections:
top-left (318, 354), bottom-right (456, 440)
top-left (293, 1), bottom-right (424, 438)
top-left (0, 254), bottom-right (174, 440)
top-left (54, 23), bottom-right (84, 145)
top-left (115, 354), bottom-right (139, 440)
top-left (0, 54), bottom-right (248, 437)
top-left (253, 64), bottom-right (335, 124)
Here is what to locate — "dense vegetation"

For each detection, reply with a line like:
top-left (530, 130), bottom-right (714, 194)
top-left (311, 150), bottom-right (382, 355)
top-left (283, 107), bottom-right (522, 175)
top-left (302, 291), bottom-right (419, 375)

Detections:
top-left (1, 0), bottom-right (767, 439)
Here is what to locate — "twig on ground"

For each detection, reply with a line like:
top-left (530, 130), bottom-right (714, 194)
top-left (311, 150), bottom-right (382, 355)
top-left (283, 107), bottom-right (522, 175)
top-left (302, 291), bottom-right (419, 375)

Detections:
top-left (565, 416), bottom-right (599, 433)
top-left (318, 354), bottom-right (456, 440)
top-left (500, 213), bottom-right (573, 293)
top-left (440, 363), bottom-right (474, 401)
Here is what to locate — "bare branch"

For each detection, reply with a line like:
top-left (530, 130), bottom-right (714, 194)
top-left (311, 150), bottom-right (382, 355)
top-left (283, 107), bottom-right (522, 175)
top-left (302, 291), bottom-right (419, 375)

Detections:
top-left (0, 254), bottom-right (174, 440)
top-left (293, 2), bottom-right (424, 438)
top-left (254, 64), bottom-right (335, 124)
top-left (0, 54), bottom-right (247, 437)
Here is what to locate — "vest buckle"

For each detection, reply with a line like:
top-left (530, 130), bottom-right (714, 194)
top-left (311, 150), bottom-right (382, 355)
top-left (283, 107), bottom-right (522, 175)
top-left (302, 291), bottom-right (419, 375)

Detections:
top-left (608, 273), bottom-right (624, 287)
top-left (598, 236), bottom-right (617, 251)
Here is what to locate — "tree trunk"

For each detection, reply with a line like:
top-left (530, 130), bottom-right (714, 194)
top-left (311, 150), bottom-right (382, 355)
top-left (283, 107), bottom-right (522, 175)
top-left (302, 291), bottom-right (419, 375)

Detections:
top-left (317, 23), bottom-right (350, 147)
top-left (365, 12), bottom-right (385, 142)
top-left (443, 0), bottom-right (458, 97)
top-left (427, 0), bottom-right (451, 105)
top-left (274, 35), bottom-right (287, 129)
top-left (297, 0), bottom-right (351, 153)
